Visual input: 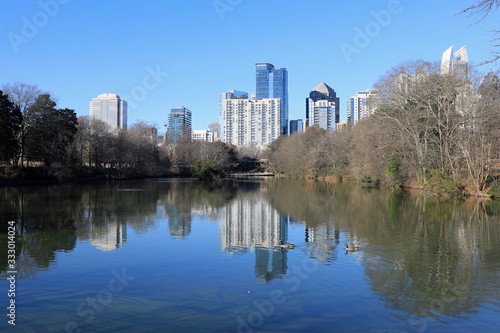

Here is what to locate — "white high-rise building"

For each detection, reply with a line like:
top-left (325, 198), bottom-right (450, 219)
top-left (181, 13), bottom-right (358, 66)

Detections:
top-left (347, 89), bottom-right (379, 125)
top-left (223, 98), bottom-right (281, 146)
top-left (440, 45), bottom-right (469, 79)
top-left (191, 130), bottom-right (214, 142)
top-left (89, 93), bottom-right (127, 131)
top-left (219, 90), bottom-right (248, 140)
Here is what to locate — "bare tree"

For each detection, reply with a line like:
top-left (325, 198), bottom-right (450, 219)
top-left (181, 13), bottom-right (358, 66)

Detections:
top-left (1, 83), bottom-right (43, 167)
top-left (461, 0), bottom-right (499, 21)
top-left (460, 0), bottom-right (500, 64)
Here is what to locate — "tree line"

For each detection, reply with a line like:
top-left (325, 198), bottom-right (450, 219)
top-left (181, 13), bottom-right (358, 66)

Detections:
top-left (0, 83), bottom-right (240, 182)
top-left (265, 61), bottom-right (500, 197)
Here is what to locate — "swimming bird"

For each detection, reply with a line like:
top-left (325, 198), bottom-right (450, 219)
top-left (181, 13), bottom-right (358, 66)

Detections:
top-left (344, 243), bottom-right (359, 251)
top-left (280, 240), bottom-right (294, 249)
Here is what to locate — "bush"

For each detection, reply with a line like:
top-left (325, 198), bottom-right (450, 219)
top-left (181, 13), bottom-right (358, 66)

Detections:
top-left (385, 155), bottom-right (401, 187)
top-left (360, 174), bottom-right (373, 183)
top-left (193, 160), bottom-right (223, 182)
top-left (487, 181), bottom-right (500, 199)
top-left (424, 169), bottom-right (456, 196)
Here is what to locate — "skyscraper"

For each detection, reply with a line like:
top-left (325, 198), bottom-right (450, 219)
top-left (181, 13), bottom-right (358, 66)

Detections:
top-left (219, 90), bottom-right (248, 140)
top-left (440, 45), bottom-right (469, 79)
top-left (256, 63), bottom-right (288, 135)
top-left (289, 119), bottom-right (303, 135)
top-left (89, 93), bottom-right (127, 131)
top-left (208, 122), bottom-right (222, 142)
top-left (166, 106), bottom-right (192, 144)
top-left (222, 98), bottom-right (281, 146)
top-left (306, 82), bottom-right (340, 130)
top-left (347, 89), bottom-right (379, 125)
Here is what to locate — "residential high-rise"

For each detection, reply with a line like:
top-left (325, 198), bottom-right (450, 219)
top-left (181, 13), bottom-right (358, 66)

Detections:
top-left (306, 83), bottom-right (340, 130)
top-left (256, 63), bottom-right (288, 135)
top-left (289, 119), bottom-right (303, 135)
top-left (222, 98), bottom-right (281, 146)
top-left (219, 91), bottom-right (248, 140)
top-left (347, 89), bottom-right (379, 125)
top-left (166, 106), bottom-right (191, 144)
top-left (89, 93), bottom-right (127, 131)
top-left (440, 45), bottom-right (469, 79)
top-left (191, 130), bottom-right (214, 142)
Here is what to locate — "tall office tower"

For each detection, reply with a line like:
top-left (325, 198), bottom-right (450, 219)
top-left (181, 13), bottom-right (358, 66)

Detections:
top-left (347, 89), bottom-right (379, 125)
top-left (166, 106), bottom-right (192, 144)
top-left (256, 63), bottom-right (288, 135)
top-left (219, 90), bottom-right (248, 140)
top-left (222, 98), bottom-right (281, 146)
top-left (440, 45), bottom-right (469, 79)
top-left (89, 93), bottom-right (128, 131)
top-left (306, 83), bottom-right (340, 130)
top-left (289, 119), bottom-right (304, 135)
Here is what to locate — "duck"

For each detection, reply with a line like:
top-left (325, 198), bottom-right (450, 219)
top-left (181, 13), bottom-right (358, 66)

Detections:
top-left (344, 243), bottom-right (359, 251)
top-left (280, 240), bottom-right (294, 249)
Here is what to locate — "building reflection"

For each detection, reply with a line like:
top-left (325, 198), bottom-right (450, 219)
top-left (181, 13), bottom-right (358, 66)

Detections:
top-left (303, 222), bottom-right (340, 264)
top-left (165, 203), bottom-right (192, 239)
top-left (88, 219), bottom-right (127, 251)
top-left (77, 211), bottom-right (128, 252)
top-left (219, 196), bottom-right (288, 282)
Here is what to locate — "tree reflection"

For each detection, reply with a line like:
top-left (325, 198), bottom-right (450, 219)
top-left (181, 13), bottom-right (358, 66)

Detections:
top-left (2, 178), bottom-right (499, 326)
top-left (0, 180), bottom-right (243, 279)
top-left (264, 180), bottom-right (500, 323)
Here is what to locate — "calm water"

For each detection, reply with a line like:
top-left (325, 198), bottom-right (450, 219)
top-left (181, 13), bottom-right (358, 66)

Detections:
top-left (1, 179), bottom-right (500, 332)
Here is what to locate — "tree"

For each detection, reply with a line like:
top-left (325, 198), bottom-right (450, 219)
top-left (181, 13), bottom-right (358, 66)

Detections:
top-left (24, 94), bottom-right (78, 169)
top-left (193, 160), bottom-right (222, 181)
top-left (461, 0), bottom-right (500, 64)
top-left (0, 91), bottom-right (22, 164)
top-left (88, 119), bottom-right (113, 171)
top-left (1, 83), bottom-right (42, 167)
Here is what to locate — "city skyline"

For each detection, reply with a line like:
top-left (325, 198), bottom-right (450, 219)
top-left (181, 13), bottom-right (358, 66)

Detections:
top-left (2, 0), bottom-right (498, 131)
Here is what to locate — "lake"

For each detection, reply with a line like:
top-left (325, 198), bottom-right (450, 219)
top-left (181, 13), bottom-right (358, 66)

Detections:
top-left (1, 178), bottom-right (500, 332)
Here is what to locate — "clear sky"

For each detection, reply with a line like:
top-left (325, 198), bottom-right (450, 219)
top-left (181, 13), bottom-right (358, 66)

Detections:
top-left (1, 0), bottom-right (498, 131)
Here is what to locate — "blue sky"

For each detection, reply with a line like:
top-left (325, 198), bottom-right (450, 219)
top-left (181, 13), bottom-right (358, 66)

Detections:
top-left (1, 0), bottom-right (498, 131)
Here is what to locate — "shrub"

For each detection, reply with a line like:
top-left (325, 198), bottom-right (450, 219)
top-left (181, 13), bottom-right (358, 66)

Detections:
top-left (424, 169), bottom-right (456, 196)
top-left (385, 155), bottom-right (401, 187)
top-left (487, 181), bottom-right (500, 199)
top-left (193, 160), bottom-right (223, 182)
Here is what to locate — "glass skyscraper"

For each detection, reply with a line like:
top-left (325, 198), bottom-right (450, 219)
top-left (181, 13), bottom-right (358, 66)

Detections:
top-left (289, 119), bottom-right (303, 135)
top-left (256, 63), bottom-right (288, 135)
top-left (166, 106), bottom-right (192, 144)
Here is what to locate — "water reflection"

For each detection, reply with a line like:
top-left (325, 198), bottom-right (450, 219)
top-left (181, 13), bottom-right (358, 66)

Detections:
top-left (219, 193), bottom-right (288, 281)
top-left (1, 179), bottom-right (500, 328)
top-left (303, 223), bottom-right (340, 264)
top-left (264, 179), bottom-right (500, 324)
